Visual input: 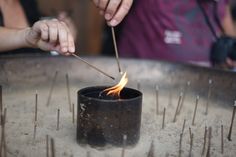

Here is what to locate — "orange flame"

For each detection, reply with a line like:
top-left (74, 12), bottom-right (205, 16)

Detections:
top-left (103, 72), bottom-right (128, 97)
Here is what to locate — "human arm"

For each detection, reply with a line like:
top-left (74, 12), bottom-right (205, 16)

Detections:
top-left (92, 0), bottom-right (133, 26)
top-left (0, 19), bottom-right (75, 55)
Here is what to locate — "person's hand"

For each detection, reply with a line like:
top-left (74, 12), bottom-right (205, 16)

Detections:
top-left (92, 0), bottom-right (133, 26)
top-left (24, 19), bottom-right (75, 55)
top-left (58, 12), bottom-right (77, 40)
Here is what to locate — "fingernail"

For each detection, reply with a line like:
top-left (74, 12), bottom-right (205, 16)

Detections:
top-left (105, 13), bottom-right (111, 20)
top-left (69, 47), bottom-right (75, 53)
top-left (62, 47), bottom-right (67, 52)
top-left (110, 19), bottom-right (118, 26)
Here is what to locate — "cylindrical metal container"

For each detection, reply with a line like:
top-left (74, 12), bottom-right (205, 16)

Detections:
top-left (77, 86), bottom-right (142, 147)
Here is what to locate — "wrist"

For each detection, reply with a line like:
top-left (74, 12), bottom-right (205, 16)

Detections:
top-left (21, 27), bottom-right (36, 48)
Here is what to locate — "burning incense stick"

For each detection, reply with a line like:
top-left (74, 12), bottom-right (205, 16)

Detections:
top-left (46, 71), bottom-right (58, 106)
top-left (181, 119), bottom-right (186, 134)
top-left (156, 85), bottom-right (159, 115)
top-left (221, 125), bottom-right (224, 154)
top-left (205, 79), bottom-right (212, 115)
top-left (162, 108), bottom-right (166, 129)
top-left (50, 138), bottom-right (55, 157)
top-left (121, 135), bottom-right (127, 157)
top-left (192, 96), bottom-right (199, 125)
top-left (178, 81), bottom-right (190, 114)
top-left (206, 127), bottom-right (212, 157)
top-left (227, 101), bottom-right (236, 141)
top-left (57, 109), bottom-right (60, 131)
top-left (46, 135), bottom-right (49, 157)
top-left (111, 27), bottom-right (122, 73)
top-left (147, 141), bottom-right (154, 157)
top-left (178, 133), bottom-right (183, 157)
top-left (72, 103), bottom-right (75, 124)
top-left (173, 92), bottom-right (183, 123)
top-left (66, 74), bottom-right (72, 112)
top-left (201, 126), bottom-right (208, 156)
top-left (72, 54), bottom-right (115, 80)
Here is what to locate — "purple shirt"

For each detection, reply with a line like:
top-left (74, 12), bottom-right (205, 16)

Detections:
top-left (119, 0), bottom-right (228, 63)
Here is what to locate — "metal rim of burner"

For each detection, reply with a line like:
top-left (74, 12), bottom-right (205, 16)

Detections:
top-left (77, 86), bottom-right (143, 147)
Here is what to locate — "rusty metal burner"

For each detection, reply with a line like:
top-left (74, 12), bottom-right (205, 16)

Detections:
top-left (77, 86), bottom-right (142, 147)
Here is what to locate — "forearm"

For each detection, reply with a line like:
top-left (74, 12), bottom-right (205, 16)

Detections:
top-left (0, 27), bottom-right (30, 52)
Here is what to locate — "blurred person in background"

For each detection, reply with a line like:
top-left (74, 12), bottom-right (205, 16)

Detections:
top-left (98, 0), bottom-right (236, 69)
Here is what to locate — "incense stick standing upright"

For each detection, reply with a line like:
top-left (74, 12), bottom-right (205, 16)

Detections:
top-left (156, 85), bottom-right (159, 115)
top-left (46, 71), bottom-right (58, 106)
top-left (227, 101), bottom-right (236, 141)
top-left (192, 96), bottom-right (199, 125)
top-left (57, 109), bottom-right (60, 131)
top-left (205, 79), bottom-right (212, 115)
top-left (34, 91), bottom-right (38, 140)
top-left (173, 92), bottom-right (183, 123)
top-left (0, 85), bottom-right (2, 125)
top-left (51, 138), bottom-right (55, 157)
top-left (162, 108), bottom-right (166, 129)
top-left (46, 135), bottom-right (49, 157)
top-left (72, 103), bottom-right (75, 124)
top-left (0, 108), bottom-right (7, 157)
top-left (66, 74), bottom-right (72, 112)
top-left (111, 27), bottom-right (122, 73)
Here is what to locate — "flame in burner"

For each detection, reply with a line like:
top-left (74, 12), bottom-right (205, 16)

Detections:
top-left (103, 72), bottom-right (128, 97)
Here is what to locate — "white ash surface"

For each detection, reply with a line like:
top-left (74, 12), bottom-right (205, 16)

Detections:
top-left (1, 82), bottom-right (236, 157)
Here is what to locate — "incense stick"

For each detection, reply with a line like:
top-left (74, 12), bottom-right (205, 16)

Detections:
top-left (189, 127), bottom-right (192, 141)
top-left (0, 108), bottom-right (7, 157)
top-left (50, 138), bottom-right (55, 157)
top-left (205, 79), bottom-right (212, 115)
top-left (181, 119), bottom-right (186, 134)
top-left (189, 133), bottom-right (194, 157)
top-left (72, 54), bottom-right (115, 80)
top-left (66, 74), bottom-right (72, 112)
top-left (162, 108), bottom-right (166, 129)
top-left (121, 135), bottom-right (127, 157)
top-left (178, 81), bottom-right (190, 114)
top-left (57, 109), bottom-right (60, 131)
top-left (72, 103), bottom-right (75, 124)
top-left (46, 71), bottom-right (58, 106)
top-left (192, 96), bottom-right (199, 125)
top-left (178, 133), bottom-right (183, 157)
top-left (137, 81), bottom-right (140, 91)
top-left (34, 91), bottom-right (38, 140)
top-left (156, 85), bottom-right (159, 115)
top-left (201, 126), bottom-right (207, 156)
top-left (206, 127), bottom-right (212, 157)
top-left (147, 141), bottom-right (154, 157)
top-left (227, 101), bottom-right (236, 141)
top-left (46, 135), bottom-right (49, 157)
top-left (221, 125), bottom-right (224, 154)
top-left (173, 92), bottom-right (183, 123)
top-left (35, 91), bottom-right (38, 122)
top-left (111, 27), bottom-right (122, 73)
top-left (0, 85), bottom-right (2, 125)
